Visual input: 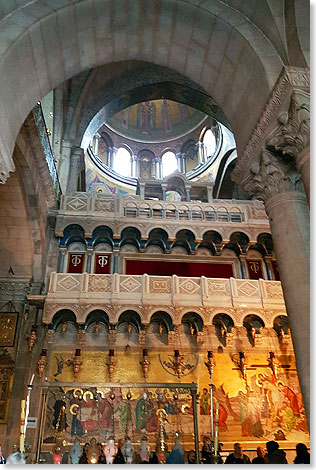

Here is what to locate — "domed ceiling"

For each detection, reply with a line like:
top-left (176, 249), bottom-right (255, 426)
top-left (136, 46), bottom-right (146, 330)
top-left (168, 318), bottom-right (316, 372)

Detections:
top-left (105, 99), bottom-right (208, 143)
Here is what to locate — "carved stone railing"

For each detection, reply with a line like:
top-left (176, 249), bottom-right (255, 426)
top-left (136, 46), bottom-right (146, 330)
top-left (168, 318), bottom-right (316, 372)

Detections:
top-left (42, 273), bottom-right (285, 326)
top-left (58, 194), bottom-right (269, 225)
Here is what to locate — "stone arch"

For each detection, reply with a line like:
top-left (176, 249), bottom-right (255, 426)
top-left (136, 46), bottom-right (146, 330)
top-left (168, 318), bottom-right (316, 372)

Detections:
top-left (242, 313), bottom-right (265, 333)
top-left (118, 310), bottom-right (143, 332)
top-left (51, 309), bottom-right (77, 330)
top-left (209, 308), bottom-right (238, 326)
top-left (150, 311), bottom-right (174, 332)
top-left (0, 0), bottom-right (290, 182)
top-left (85, 309), bottom-right (110, 328)
top-left (181, 311), bottom-right (204, 333)
top-left (112, 305), bottom-right (143, 324)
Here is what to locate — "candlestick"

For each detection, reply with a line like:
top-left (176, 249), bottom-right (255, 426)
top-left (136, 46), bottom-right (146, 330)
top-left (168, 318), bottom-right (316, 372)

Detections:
top-left (214, 402), bottom-right (219, 458)
top-left (20, 399), bottom-right (26, 453)
top-left (174, 350), bottom-right (179, 357)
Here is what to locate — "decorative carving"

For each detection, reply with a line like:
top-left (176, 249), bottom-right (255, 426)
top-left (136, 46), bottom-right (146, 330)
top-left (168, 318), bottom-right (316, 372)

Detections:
top-left (88, 276), bottom-right (110, 292)
top-left (167, 330), bottom-right (176, 345)
top-left (77, 329), bottom-right (86, 346)
top-left (27, 325), bottom-right (37, 352)
top-left (196, 330), bottom-right (205, 346)
top-left (249, 205), bottom-right (267, 220)
top-left (46, 328), bottom-right (55, 344)
top-left (265, 282), bottom-right (284, 299)
top-left (236, 280), bottom-right (259, 297)
top-left (140, 349), bottom-right (150, 379)
top-left (37, 349), bottom-right (47, 378)
top-left (120, 276), bottom-right (142, 293)
top-left (178, 278), bottom-right (200, 295)
top-left (56, 275), bottom-right (81, 292)
top-left (267, 91), bottom-right (310, 161)
top-left (149, 277), bottom-right (171, 294)
top-left (243, 149), bottom-right (304, 202)
top-left (108, 329), bottom-right (117, 346)
top-left (66, 196), bottom-right (88, 211)
top-left (232, 67), bottom-right (309, 184)
top-left (207, 279), bottom-right (230, 297)
top-left (138, 330), bottom-right (146, 345)
top-left (95, 199), bottom-right (114, 212)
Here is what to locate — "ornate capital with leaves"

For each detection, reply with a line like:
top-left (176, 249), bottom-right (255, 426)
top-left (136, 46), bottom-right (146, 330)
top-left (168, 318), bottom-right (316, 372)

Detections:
top-left (243, 149), bottom-right (304, 203)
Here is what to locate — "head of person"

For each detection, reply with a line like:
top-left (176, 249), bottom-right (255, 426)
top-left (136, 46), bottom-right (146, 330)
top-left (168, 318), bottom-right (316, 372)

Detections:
top-left (296, 443), bottom-right (308, 456)
top-left (6, 452), bottom-right (26, 465)
top-left (118, 438), bottom-right (124, 449)
top-left (84, 443), bottom-right (90, 452)
top-left (266, 441), bottom-right (279, 455)
top-left (187, 449), bottom-right (196, 463)
top-left (256, 447), bottom-right (265, 459)
top-left (203, 436), bottom-right (211, 445)
top-left (234, 443), bottom-right (243, 457)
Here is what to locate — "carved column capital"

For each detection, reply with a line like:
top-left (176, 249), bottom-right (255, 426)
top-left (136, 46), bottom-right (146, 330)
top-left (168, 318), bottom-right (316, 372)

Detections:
top-left (243, 149), bottom-right (305, 203)
top-left (266, 90), bottom-right (310, 162)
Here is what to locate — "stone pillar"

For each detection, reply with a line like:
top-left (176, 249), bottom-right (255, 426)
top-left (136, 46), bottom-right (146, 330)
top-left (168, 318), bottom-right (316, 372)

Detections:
top-left (112, 249), bottom-right (120, 273)
top-left (176, 153), bottom-right (182, 172)
top-left (197, 141), bottom-right (203, 165)
top-left (151, 159), bottom-right (156, 179)
top-left (155, 158), bottom-right (161, 179)
top-left (263, 255), bottom-right (273, 280)
top-left (67, 147), bottom-right (84, 194)
top-left (161, 183), bottom-right (167, 201)
top-left (131, 155), bottom-right (138, 177)
top-left (185, 185), bottom-right (191, 202)
top-left (238, 255), bottom-right (247, 279)
top-left (139, 182), bottom-right (145, 200)
top-left (243, 149), bottom-right (310, 426)
top-left (86, 248), bottom-right (94, 273)
top-left (206, 183), bottom-right (214, 203)
top-left (94, 133), bottom-right (100, 156)
top-left (57, 247), bottom-right (67, 273)
top-left (58, 139), bottom-right (73, 194)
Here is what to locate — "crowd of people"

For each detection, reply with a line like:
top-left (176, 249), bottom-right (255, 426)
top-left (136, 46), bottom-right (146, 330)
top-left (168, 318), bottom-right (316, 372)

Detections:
top-left (221, 441), bottom-right (310, 465)
top-left (0, 440), bottom-right (310, 464)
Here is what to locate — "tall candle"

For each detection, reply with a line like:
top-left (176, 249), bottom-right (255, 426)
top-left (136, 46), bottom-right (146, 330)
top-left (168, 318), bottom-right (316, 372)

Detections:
top-left (214, 401), bottom-right (219, 456)
top-left (143, 349), bottom-right (148, 356)
top-left (174, 350), bottom-right (179, 357)
top-left (109, 349), bottom-right (114, 357)
top-left (207, 350), bottom-right (213, 359)
top-left (20, 400), bottom-right (26, 452)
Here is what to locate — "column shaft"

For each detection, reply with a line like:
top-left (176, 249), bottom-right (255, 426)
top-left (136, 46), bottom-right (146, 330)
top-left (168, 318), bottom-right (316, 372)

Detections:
top-left (265, 191), bottom-right (310, 425)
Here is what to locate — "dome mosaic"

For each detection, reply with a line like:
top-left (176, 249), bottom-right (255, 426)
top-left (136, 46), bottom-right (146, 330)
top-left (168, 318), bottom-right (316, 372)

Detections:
top-left (105, 99), bottom-right (208, 143)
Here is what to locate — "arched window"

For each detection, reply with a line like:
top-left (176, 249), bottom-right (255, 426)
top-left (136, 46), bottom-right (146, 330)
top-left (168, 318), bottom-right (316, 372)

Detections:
top-left (162, 151), bottom-right (177, 177)
top-left (203, 129), bottom-right (216, 158)
top-left (113, 147), bottom-right (131, 177)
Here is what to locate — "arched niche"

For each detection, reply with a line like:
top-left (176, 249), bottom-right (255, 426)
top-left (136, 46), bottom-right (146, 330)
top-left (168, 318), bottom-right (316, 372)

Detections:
top-left (181, 312), bottom-right (203, 334)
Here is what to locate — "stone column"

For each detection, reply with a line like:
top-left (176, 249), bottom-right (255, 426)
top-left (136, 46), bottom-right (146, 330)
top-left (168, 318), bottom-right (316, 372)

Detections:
top-left (176, 153), bottom-right (182, 172)
top-left (206, 183), bottom-right (214, 203)
top-left (67, 147), bottom-right (84, 194)
top-left (263, 255), bottom-right (273, 280)
top-left (58, 139), bottom-right (73, 194)
top-left (86, 248), bottom-right (94, 273)
top-left (267, 90), bottom-right (310, 205)
top-left (57, 247), bottom-right (67, 273)
top-left (155, 158), bottom-right (161, 179)
top-left (243, 149), bottom-right (310, 426)
top-left (197, 141), bottom-right (203, 165)
top-left (94, 133), bottom-right (100, 156)
top-left (185, 185), bottom-right (191, 202)
top-left (151, 159), bottom-right (156, 179)
top-left (238, 255), bottom-right (247, 279)
top-left (139, 182), bottom-right (145, 200)
top-left (161, 183), bottom-right (167, 201)
top-left (112, 249), bottom-right (120, 273)
top-left (131, 155), bottom-right (138, 177)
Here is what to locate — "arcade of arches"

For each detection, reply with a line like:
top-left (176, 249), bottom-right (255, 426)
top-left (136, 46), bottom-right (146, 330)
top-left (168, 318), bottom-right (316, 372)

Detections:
top-left (0, 0), bottom-right (309, 464)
